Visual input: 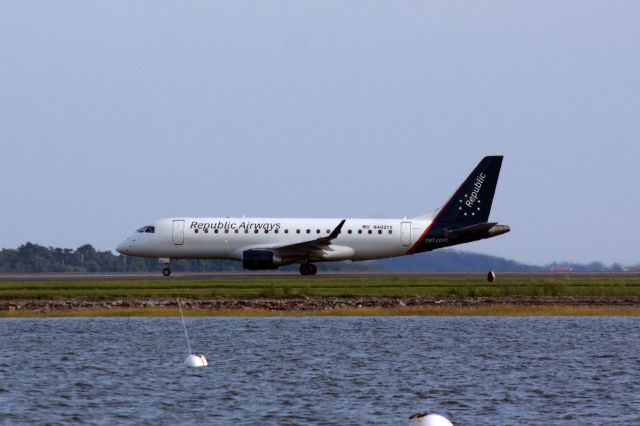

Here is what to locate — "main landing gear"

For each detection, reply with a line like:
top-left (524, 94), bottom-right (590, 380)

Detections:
top-left (299, 263), bottom-right (318, 276)
top-left (162, 267), bottom-right (171, 276)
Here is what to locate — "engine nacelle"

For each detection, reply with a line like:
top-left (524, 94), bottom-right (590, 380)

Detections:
top-left (242, 250), bottom-right (282, 270)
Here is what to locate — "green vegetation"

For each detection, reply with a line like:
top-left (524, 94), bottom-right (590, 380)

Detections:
top-left (1, 275), bottom-right (640, 299)
top-left (2, 305), bottom-right (639, 317)
top-left (0, 242), bottom-right (242, 273)
top-left (0, 243), bottom-right (371, 273)
top-left (2, 242), bottom-right (636, 274)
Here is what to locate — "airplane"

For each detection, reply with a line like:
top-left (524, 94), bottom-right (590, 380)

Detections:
top-left (116, 156), bottom-right (510, 276)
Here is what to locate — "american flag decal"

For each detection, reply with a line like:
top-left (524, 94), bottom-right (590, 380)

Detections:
top-left (362, 225), bottom-right (370, 229)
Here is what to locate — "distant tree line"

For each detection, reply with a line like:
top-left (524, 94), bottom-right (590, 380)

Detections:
top-left (546, 262), bottom-right (627, 272)
top-left (0, 243), bottom-right (634, 273)
top-left (0, 243), bottom-right (374, 273)
top-left (372, 249), bottom-right (634, 272)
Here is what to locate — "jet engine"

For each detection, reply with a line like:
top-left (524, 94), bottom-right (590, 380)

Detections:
top-left (242, 250), bottom-right (282, 270)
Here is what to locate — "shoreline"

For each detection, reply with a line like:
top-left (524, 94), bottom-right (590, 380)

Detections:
top-left (2, 296), bottom-right (639, 317)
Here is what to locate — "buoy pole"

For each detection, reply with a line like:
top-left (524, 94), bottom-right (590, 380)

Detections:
top-left (178, 299), bottom-right (192, 355)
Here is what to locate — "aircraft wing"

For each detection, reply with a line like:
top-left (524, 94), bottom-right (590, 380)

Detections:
top-left (268, 219), bottom-right (346, 258)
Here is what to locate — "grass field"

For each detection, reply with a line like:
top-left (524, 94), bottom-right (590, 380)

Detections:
top-left (1, 275), bottom-right (640, 299)
top-left (2, 305), bottom-right (639, 317)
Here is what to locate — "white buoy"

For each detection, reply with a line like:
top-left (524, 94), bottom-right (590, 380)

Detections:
top-left (178, 299), bottom-right (207, 368)
top-left (184, 353), bottom-right (208, 367)
top-left (409, 412), bottom-right (454, 426)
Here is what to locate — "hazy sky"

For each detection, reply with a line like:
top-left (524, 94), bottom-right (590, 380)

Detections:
top-left (1, 1), bottom-right (638, 265)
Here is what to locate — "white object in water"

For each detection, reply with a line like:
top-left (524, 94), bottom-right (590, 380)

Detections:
top-left (178, 299), bottom-right (207, 368)
top-left (409, 412), bottom-right (453, 426)
top-left (184, 353), bottom-right (208, 368)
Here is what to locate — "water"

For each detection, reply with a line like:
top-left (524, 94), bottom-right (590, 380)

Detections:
top-left (1, 317), bottom-right (639, 425)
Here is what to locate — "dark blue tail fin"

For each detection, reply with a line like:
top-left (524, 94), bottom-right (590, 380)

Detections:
top-left (436, 155), bottom-right (503, 226)
top-left (409, 156), bottom-right (507, 254)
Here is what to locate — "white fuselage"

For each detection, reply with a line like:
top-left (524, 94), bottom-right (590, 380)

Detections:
top-left (116, 217), bottom-right (429, 262)
top-left (115, 156), bottom-right (509, 274)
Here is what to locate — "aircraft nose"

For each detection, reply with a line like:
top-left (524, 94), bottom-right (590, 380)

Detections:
top-left (116, 240), bottom-right (131, 255)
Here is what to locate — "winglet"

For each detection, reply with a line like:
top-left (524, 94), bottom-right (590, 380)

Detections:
top-left (328, 219), bottom-right (346, 239)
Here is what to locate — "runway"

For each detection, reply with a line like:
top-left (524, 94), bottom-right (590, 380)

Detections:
top-left (0, 271), bottom-right (638, 281)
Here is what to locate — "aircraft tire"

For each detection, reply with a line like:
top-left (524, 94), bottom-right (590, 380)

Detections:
top-left (299, 264), bottom-right (311, 275)
top-left (309, 264), bottom-right (318, 275)
top-left (162, 267), bottom-right (171, 277)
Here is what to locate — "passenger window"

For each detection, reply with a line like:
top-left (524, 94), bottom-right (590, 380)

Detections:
top-left (348, 230), bottom-right (352, 234)
top-left (388, 230), bottom-right (392, 234)
top-left (358, 230), bottom-right (362, 234)
top-left (316, 229), bottom-right (320, 234)
top-left (204, 229), bottom-right (209, 233)
top-left (235, 229), bottom-right (239, 233)
top-left (378, 230), bottom-right (382, 235)
top-left (284, 229), bottom-right (289, 234)
top-left (306, 229), bottom-right (311, 234)
top-left (296, 229), bottom-right (300, 234)
top-left (326, 229), bottom-right (330, 234)
top-left (194, 229), bottom-right (199, 233)
top-left (245, 229), bottom-right (249, 234)
top-left (214, 229), bottom-right (219, 234)
top-left (274, 229), bottom-right (279, 234)
top-left (225, 229), bottom-right (229, 234)
top-left (264, 229), bottom-right (268, 233)
top-left (368, 230), bottom-right (372, 234)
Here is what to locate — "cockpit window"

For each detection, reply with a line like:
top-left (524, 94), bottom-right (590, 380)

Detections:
top-left (136, 226), bottom-right (155, 233)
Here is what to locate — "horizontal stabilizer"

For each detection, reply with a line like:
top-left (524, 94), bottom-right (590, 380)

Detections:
top-left (450, 222), bottom-right (498, 236)
top-left (449, 222), bottom-right (510, 238)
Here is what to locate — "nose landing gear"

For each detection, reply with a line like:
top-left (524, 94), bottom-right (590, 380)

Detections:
top-left (299, 263), bottom-right (318, 276)
top-left (160, 258), bottom-right (171, 277)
